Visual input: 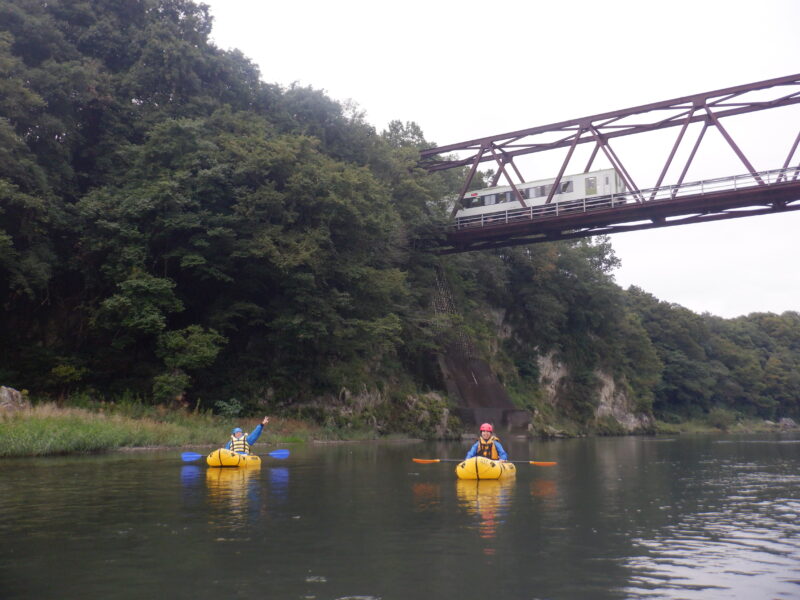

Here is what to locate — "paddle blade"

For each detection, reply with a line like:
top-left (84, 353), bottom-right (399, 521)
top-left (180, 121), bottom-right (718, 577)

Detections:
top-left (268, 449), bottom-right (290, 459)
top-left (181, 452), bottom-right (203, 462)
top-left (412, 458), bottom-right (441, 464)
top-left (529, 461), bottom-right (557, 466)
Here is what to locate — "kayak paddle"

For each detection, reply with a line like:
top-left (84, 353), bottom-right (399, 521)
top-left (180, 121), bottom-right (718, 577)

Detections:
top-left (412, 457), bottom-right (556, 466)
top-left (182, 449), bottom-right (290, 462)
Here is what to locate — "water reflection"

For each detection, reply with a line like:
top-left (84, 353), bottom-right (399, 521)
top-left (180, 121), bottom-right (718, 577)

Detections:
top-left (411, 482), bottom-right (442, 510)
top-left (456, 479), bottom-right (514, 556)
top-left (180, 465), bottom-right (202, 485)
top-left (529, 478), bottom-right (558, 504)
top-left (268, 467), bottom-right (289, 504)
top-left (2, 436), bottom-right (797, 600)
top-left (624, 470), bottom-right (800, 599)
top-left (205, 468), bottom-right (261, 529)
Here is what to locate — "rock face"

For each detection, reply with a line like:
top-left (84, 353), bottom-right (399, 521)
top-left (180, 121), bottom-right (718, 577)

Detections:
top-left (0, 386), bottom-right (30, 411)
top-left (294, 387), bottom-right (462, 439)
top-left (537, 352), bottom-right (654, 433)
top-left (593, 371), bottom-right (655, 432)
top-left (537, 352), bottom-right (570, 407)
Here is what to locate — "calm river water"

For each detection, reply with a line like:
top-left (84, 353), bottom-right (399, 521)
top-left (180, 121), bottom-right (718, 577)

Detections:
top-left (1, 434), bottom-right (799, 599)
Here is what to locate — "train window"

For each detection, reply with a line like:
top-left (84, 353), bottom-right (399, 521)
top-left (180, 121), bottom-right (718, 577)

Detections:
top-left (461, 197), bottom-right (478, 209)
top-left (560, 181), bottom-right (574, 193)
top-left (585, 176), bottom-right (597, 195)
top-left (485, 194), bottom-right (496, 206)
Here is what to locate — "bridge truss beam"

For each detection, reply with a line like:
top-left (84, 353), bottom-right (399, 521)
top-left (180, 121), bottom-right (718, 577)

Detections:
top-left (419, 73), bottom-right (800, 219)
top-left (438, 176), bottom-right (800, 254)
top-left (418, 73), bottom-right (800, 253)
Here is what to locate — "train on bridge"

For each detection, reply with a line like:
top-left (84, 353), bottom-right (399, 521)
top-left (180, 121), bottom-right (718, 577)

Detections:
top-left (453, 168), bottom-right (629, 229)
top-left (421, 73), bottom-right (800, 252)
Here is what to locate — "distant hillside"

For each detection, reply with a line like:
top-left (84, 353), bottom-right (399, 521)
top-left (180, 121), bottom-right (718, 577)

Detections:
top-left (1, 0), bottom-right (798, 436)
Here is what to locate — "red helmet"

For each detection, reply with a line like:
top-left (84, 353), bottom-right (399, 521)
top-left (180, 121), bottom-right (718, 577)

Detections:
top-left (479, 423), bottom-right (493, 432)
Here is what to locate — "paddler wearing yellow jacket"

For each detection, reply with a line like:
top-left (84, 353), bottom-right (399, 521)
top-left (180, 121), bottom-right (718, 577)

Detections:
top-left (225, 416), bottom-right (270, 454)
top-left (465, 422), bottom-right (508, 461)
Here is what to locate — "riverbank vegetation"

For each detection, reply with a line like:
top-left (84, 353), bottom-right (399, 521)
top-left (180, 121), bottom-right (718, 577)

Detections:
top-left (1, 0), bottom-right (799, 444)
top-left (1, 400), bottom-right (789, 459)
top-left (0, 400), bottom-right (336, 458)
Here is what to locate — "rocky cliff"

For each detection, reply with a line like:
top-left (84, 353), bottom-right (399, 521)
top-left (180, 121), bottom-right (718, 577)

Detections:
top-left (537, 351), bottom-right (654, 433)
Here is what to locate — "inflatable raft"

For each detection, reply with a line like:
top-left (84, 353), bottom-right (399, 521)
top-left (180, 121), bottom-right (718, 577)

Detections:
top-left (455, 456), bottom-right (516, 480)
top-left (206, 448), bottom-right (262, 468)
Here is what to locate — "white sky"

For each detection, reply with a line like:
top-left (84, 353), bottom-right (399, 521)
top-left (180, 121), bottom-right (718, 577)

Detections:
top-left (201, 0), bottom-right (800, 318)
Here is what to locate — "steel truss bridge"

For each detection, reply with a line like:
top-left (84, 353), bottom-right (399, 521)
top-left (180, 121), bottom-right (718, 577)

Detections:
top-left (418, 73), bottom-right (800, 254)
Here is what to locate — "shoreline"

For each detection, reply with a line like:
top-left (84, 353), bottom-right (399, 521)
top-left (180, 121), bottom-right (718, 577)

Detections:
top-left (1, 401), bottom-right (796, 459)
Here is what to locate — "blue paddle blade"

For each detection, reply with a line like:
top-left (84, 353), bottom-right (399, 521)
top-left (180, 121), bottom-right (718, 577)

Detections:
top-left (181, 451), bottom-right (203, 462)
top-left (268, 449), bottom-right (290, 459)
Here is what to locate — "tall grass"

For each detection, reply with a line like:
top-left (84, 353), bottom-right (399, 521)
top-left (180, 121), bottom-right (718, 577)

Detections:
top-left (0, 403), bottom-right (319, 458)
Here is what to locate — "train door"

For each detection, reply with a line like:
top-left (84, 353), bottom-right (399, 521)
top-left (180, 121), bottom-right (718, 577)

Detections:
top-left (585, 175), bottom-right (597, 197)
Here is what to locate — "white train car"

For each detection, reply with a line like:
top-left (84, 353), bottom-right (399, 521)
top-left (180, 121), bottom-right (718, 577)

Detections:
top-left (454, 168), bottom-right (627, 227)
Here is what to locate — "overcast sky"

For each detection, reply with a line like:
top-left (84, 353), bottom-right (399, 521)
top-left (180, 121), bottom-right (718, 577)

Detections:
top-left (201, 0), bottom-right (800, 319)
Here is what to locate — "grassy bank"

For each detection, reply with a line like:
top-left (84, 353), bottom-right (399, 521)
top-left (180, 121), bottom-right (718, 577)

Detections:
top-left (2, 401), bottom-right (792, 459)
top-left (654, 417), bottom-right (788, 435)
top-left (0, 403), bottom-right (348, 458)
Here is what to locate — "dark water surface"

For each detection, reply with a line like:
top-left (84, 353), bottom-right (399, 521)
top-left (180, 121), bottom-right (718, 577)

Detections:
top-left (1, 434), bottom-right (798, 599)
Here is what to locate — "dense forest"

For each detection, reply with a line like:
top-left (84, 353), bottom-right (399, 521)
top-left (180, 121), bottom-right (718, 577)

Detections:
top-left (1, 0), bottom-right (798, 434)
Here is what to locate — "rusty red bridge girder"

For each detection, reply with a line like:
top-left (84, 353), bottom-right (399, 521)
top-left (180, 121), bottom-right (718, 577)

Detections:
top-left (418, 73), bottom-right (800, 254)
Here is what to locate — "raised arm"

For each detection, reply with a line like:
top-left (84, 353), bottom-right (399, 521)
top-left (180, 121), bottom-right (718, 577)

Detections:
top-left (246, 416), bottom-right (270, 445)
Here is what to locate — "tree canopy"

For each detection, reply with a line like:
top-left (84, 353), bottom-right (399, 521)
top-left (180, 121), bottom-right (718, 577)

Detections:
top-left (1, 0), bottom-right (797, 428)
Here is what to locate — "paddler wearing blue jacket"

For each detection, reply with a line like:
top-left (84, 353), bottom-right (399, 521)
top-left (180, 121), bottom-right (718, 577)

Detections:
top-left (465, 422), bottom-right (508, 461)
top-left (226, 416), bottom-right (270, 455)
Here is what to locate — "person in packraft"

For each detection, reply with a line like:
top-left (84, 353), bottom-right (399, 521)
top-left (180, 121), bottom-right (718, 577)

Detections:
top-left (465, 422), bottom-right (508, 461)
top-left (226, 416), bottom-right (270, 455)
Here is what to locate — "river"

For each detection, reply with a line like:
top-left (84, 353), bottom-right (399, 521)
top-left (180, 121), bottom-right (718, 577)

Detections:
top-left (1, 434), bottom-right (798, 599)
